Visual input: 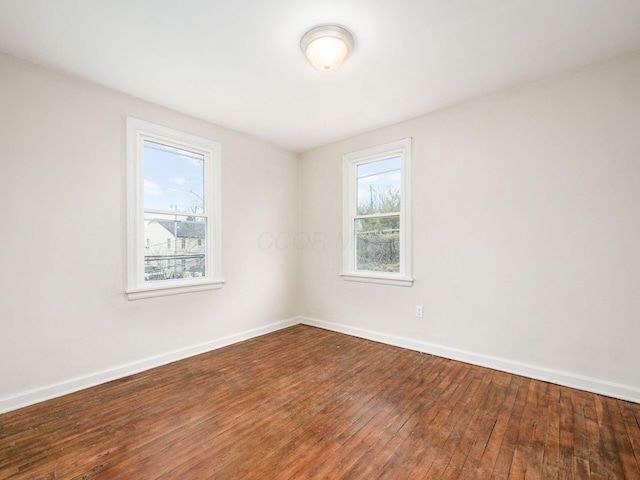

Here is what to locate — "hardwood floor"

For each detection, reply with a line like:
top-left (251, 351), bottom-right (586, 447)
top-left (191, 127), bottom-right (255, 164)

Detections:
top-left (1, 325), bottom-right (639, 479)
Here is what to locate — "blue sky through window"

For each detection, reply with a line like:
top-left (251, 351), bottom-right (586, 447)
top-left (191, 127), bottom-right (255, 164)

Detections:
top-left (143, 140), bottom-right (205, 213)
top-left (356, 156), bottom-right (401, 213)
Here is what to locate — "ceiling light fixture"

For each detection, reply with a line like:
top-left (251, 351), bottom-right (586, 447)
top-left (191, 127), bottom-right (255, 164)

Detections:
top-left (300, 25), bottom-right (355, 73)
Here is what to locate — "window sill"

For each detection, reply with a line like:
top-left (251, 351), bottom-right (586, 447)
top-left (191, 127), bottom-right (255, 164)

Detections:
top-left (340, 273), bottom-right (414, 287)
top-left (126, 279), bottom-right (225, 300)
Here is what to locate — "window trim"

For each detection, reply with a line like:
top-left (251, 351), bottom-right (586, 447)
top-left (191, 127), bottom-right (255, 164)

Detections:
top-left (125, 117), bottom-right (224, 300)
top-left (341, 138), bottom-right (413, 287)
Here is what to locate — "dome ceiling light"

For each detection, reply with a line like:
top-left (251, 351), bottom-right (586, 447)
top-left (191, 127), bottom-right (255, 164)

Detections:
top-left (300, 25), bottom-right (355, 73)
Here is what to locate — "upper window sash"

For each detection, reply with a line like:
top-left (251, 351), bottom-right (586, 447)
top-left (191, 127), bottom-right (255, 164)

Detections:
top-left (341, 138), bottom-right (413, 287)
top-left (125, 117), bottom-right (223, 300)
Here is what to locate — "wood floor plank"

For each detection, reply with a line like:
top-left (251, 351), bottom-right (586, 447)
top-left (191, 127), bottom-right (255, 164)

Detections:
top-left (451, 380), bottom-right (507, 478)
top-left (606, 397), bottom-right (640, 479)
top-left (376, 362), bottom-right (478, 479)
top-left (468, 376), bottom-right (520, 479)
top-left (492, 377), bottom-right (530, 479)
top-left (594, 395), bottom-right (627, 479)
top-left (408, 371), bottom-right (484, 477)
top-left (298, 355), bottom-right (433, 479)
top-left (620, 401), bottom-right (640, 468)
top-left (338, 356), bottom-right (445, 479)
top-left (1, 325), bottom-right (640, 479)
top-left (102, 331), bottom-right (386, 479)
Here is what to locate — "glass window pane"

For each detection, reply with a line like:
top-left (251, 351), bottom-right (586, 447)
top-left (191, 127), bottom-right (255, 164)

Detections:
top-left (356, 157), bottom-right (401, 215)
top-left (144, 212), bottom-right (206, 282)
top-left (355, 216), bottom-right (400, 272)
top-left (143, 140), bottom-right (205, 214)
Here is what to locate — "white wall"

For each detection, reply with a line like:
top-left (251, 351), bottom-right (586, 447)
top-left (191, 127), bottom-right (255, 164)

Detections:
top-left (0, 53), bottom-right (299, 410)
top-left (299, 52), bottom-right (640, 400)
top-left (2, 49), bottom-right (639, 412)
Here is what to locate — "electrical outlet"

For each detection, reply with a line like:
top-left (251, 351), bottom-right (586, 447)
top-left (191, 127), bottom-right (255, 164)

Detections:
top-left (415, 305), bottom-right (424, 318)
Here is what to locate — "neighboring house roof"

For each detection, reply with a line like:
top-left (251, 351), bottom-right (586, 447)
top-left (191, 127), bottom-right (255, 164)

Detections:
top-left (154, 220), bottom-right (205, 239)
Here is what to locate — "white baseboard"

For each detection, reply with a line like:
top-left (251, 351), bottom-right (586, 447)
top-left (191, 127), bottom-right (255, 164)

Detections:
top-left (0, 317), bottom-right (299, 414)
top-left (4, 316), bottom-right (637, 414)
top-left (301, 317), bottom-right (640, 404)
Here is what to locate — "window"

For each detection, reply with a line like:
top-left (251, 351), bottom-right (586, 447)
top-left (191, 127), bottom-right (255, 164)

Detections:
top-left (126, 118), bottom-right (223, 300)
top-left (181, 238), bottom-right (186, 249)
top-left (342, 138), bottom-right (413, 286)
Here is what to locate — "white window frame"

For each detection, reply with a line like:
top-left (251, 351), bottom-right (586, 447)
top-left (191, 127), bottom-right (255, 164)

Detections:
top-left (341, 138), bottom-right (413, 287)
top-left (126, 117), bottom-right (224, 300)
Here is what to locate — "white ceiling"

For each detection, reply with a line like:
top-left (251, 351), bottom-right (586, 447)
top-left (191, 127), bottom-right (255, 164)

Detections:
top-left (1, 0), bottom-right (640, 153)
